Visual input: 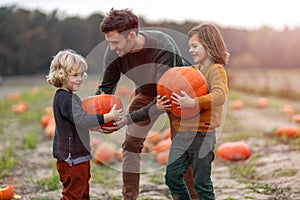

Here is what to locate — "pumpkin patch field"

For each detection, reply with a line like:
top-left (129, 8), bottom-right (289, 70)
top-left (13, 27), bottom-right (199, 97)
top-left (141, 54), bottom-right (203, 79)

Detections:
top-left (0, 71), bottom-right (300, 200)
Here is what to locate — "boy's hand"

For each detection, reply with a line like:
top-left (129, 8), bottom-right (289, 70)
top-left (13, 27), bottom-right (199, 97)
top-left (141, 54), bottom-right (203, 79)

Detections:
top-left (109, 104), bottom-right (124, 121)
top-left (171, 91), bottom-right (197, 109)
top-left (156, 95), bottom-right (171, 111)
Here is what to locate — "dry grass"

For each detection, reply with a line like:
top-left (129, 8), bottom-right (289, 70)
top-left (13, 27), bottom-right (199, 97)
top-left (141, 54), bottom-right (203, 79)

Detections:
top-left (228, 69), bottom-right (300, 99)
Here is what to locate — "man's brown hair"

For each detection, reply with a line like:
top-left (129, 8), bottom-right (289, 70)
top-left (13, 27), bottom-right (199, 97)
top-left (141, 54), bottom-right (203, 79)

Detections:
top-left (100, 8), bottom-right (139, 36)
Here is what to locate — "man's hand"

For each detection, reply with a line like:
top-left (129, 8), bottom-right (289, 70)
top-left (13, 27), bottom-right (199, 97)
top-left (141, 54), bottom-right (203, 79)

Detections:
top-left (98, 126), bottom-right (120, 134)
top-left (156, 95), bottom-right (171, 111)
top-left (113, 117), bottom-right (128, 129)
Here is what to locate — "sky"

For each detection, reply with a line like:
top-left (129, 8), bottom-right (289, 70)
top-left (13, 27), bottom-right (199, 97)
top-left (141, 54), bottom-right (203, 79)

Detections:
top-left (0, 0), bottom-right (299, 30)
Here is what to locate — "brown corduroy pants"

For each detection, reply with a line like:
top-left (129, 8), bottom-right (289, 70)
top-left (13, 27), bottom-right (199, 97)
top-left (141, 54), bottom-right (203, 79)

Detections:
top-left (56, 161), bottom-right (91, 200)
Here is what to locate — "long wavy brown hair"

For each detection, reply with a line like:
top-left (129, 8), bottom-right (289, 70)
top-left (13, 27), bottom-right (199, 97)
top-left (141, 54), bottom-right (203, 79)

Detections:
top-left (188, 24), bottom-right (229, 65)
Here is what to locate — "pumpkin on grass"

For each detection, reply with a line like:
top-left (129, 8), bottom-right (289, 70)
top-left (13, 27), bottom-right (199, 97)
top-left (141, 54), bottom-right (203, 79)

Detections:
top-left (256, 97), bottom-right (269, 108)
top-left (152, 138), bottom-right (171, 155)
top-left (157, 67), bottom-right (208, 118)
top-left (90, 138), bottom-right (102, 154)
top-left (81, 94), bottom-right (123, 130)
top-left (162, 128), bottom-right (171, 139)
top-left (155, 150), bottom-right (169, 165)
top-left (276, 125), bottom-right (300, 138)
top-left (145, 131), bottom-right (162, 144)
top-left (116, 148), bottom-right (123, 161)
top-left (40, 114), bottom-right (54, 128)
top-left (216, 141), bottom-right (251, 161)
top-left (44, 106), bottom-right (53, 115)
top-left (0, 184), bottom-right (14, 200)
top-left (44, 122), bottom-right (55, 138)
top-left (7, 93), bottom-right (21, 101)
top-left (229, 100), bottom-right (245, 110)
top-left (142, 131), bottom-right (163, 153)
top-left (11, 102), bottom-right (28, 114)
top-left (292, 114), bottom-right (300, 124)
top-left (93, 142), bottom-right (116, 165)
top-left (281, 104), bottom-right (295, 117)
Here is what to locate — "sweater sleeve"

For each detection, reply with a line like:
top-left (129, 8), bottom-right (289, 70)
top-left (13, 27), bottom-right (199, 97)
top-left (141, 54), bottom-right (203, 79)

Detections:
top-left (95, 47), bottom-right (121, 95)
top-left (59, 93), bottom-right (105, 128)
top-left (126, 98), bottom-right (164, 124)
top-left (196, 64), bottom-right (228, 109)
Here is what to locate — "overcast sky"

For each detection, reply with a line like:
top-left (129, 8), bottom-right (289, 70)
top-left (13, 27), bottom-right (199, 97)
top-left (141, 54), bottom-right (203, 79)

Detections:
top-left (1, 0), bottom-right (299, 30)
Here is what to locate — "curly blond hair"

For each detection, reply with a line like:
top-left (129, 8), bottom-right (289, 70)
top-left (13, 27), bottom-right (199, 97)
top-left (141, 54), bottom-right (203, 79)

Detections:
top-left (46, 49), bottom-right (87, 88)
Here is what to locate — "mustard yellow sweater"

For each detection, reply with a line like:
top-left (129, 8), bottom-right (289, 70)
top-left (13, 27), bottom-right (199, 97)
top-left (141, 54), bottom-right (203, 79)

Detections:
top-left (171, 63), bottom-right (228, 133)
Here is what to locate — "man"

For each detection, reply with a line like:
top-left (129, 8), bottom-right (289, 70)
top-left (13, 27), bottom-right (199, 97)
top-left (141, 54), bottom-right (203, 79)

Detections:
top-left (96, 8), bottom-right (197, 200)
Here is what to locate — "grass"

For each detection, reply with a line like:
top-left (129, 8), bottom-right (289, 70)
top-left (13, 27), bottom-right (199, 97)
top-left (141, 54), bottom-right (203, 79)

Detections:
top-left (90, 163), bottom-right (119, 186)
top-left (36, 166), bottom-right (60, 191)
top-left (223, 197), bottom-right (238, 200)
top-left (148, 171), bottom-right (165, 185)
top-left (22, 130), bottom-right (40, 149)
top-left (0, 144), bottom-right (18, 178)
top-left (227, 154), bottom-right (293, 197)
top-left (0, 87), bottom-right (53, 179)
top-left (221, 113), bottom-right (257, 141)
top-left (249, 182), bottom-right (291, 195)
top-left (229, 69), bottom-right (300, 100)
top-left (229, 154), bottom-right (258, 181)
top-left (276, 168), bottom-right (298, 177)
top-left (1, 74), bottom-right (300, 198)
top-left (274, 133), bottom-right (300, 150)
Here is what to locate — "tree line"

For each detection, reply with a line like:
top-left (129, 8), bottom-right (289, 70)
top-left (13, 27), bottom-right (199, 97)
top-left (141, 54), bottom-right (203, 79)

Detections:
top-left (0, 6), bottom-right (299, 76)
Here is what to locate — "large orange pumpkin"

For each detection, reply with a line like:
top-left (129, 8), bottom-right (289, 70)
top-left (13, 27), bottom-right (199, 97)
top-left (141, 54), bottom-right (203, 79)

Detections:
top-left (0, 184), bottom-right (14, 200)
top-left (81, 94), bottom-right (123, 129)
top-left (216, 141), bottom-right (251, 161)
top-left (157, 67), bottom-right (208, 118)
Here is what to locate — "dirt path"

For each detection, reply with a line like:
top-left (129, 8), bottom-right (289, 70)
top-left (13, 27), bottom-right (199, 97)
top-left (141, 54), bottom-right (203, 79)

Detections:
top-left (1, 76), bottom-right (300, 200)
top-left (18, 96), bottom-right (300, 200)
top-left (213, 95), bottom-right (300, 200)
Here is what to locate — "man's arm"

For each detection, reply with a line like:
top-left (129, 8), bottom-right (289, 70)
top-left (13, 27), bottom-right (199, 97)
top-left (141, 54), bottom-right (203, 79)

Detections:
top-left (95, 47), bottom-right (121, 95)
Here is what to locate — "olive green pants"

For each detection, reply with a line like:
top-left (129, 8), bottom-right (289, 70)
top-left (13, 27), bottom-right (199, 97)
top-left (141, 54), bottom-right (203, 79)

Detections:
top-left (165, 132), bottom-right (216, 200)
top-left (121, 93), bottom-right (198, 200)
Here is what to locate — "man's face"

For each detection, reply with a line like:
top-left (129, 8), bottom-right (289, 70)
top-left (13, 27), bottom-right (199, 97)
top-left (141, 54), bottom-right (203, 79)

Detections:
top-left (105, 30), bottom-right (135, 57)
